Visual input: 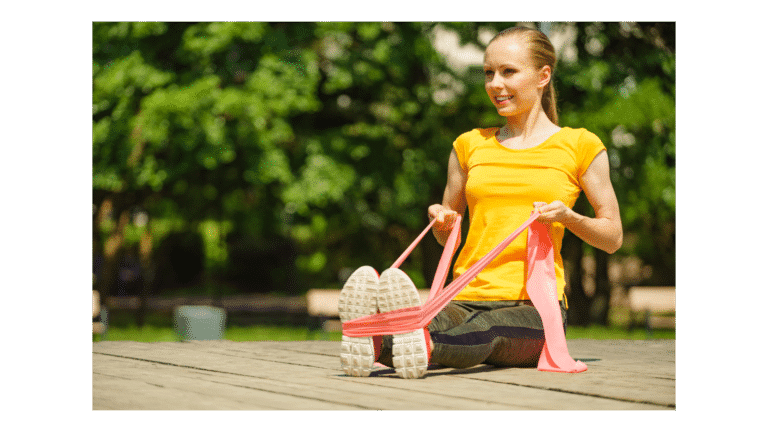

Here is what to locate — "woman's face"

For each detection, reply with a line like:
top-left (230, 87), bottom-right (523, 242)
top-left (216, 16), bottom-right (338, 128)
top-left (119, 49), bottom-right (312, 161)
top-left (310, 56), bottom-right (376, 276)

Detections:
top-left (483, 37), bottom-right (550, 119)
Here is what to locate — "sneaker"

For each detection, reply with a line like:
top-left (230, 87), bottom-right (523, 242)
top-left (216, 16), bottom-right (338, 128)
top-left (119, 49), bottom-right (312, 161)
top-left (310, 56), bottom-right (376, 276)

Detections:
top-left (338, 266), bottom-right (379, 377)
top-left (378, 267), bottom-right (429, 379)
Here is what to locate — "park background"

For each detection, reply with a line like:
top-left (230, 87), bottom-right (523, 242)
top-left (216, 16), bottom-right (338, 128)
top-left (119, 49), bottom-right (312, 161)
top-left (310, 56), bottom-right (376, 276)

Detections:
top-left (91, 22), bottom-right (675, 341)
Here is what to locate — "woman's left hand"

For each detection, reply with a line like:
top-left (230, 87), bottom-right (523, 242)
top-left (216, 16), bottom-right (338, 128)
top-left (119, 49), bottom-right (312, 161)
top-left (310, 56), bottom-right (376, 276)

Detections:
top-left (533, 201), bottom-right (572, 224)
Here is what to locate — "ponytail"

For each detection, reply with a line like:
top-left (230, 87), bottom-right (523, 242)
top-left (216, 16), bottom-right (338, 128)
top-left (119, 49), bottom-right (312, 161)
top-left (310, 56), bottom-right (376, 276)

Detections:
top-left (542, 78), bottom-right (558, 126)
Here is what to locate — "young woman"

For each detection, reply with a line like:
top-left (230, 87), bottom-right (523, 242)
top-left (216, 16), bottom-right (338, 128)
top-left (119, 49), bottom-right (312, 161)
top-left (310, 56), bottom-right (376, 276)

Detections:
top-left (339, 26), bottom-right (622, 378)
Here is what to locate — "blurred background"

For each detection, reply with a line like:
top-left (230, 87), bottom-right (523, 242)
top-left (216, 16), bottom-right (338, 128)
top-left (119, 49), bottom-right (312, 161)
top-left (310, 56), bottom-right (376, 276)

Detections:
top-left (92, 22), bottom-right (675, 341)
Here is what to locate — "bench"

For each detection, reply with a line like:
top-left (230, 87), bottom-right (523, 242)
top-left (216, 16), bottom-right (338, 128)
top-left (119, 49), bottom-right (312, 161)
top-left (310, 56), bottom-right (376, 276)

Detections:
top-left (627, 286), bottom-right (675, 336)
top-left (305, 288), bottom-right (431, 334)
top-left (93, 290), bottom-right (108, 339)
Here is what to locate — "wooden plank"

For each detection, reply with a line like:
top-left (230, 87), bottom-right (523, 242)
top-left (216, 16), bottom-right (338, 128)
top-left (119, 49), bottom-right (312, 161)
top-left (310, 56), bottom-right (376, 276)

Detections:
top-left (93, 340), bottom-right (674, 410)
top-left (628, 286), bottom-right (676, 312)
top-left (92, 322), bottom-right (105, 334)
top-left (93, 355), bottom-right (346, 410)
top-left (94, 342), bottom-right (511, 410)
top-left (628, 286), bottom-right (676, 331)
top-left (485, 339), bottom-right (675, 408)
top-left (92, 291), bottom-right (100, 318)
top-left (342, 338), bottom-right (670, 408)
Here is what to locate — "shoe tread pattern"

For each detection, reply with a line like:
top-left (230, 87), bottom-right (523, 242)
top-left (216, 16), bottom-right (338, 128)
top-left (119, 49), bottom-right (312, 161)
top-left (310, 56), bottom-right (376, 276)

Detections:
top-left (379, 268), bottom-right (428, 379)
top-left (339, 266), bottom-right (379, 377)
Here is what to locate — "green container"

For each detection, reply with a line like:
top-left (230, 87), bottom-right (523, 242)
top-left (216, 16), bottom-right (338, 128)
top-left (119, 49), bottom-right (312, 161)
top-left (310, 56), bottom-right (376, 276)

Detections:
top-left (173, 305), bottom-right (226, 341)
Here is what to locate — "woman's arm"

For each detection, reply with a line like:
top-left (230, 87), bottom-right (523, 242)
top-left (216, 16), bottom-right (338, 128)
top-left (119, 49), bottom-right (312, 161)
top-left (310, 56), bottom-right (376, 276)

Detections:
top-left (536, 150), bottom-right (623, 253)
top-left (428, 149), bottom-right (467, 246)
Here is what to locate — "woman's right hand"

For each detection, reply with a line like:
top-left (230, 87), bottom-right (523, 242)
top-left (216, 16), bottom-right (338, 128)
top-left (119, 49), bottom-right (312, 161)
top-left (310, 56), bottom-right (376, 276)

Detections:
top-left (428, 204), bottom-right (459, 231)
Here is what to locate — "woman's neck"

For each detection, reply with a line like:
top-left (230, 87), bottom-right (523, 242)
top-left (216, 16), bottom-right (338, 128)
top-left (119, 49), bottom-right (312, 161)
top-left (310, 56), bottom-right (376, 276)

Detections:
top-left (501, 109), bottom-right (555, 140)
top-left (496, 111), bottom-right (560, 150)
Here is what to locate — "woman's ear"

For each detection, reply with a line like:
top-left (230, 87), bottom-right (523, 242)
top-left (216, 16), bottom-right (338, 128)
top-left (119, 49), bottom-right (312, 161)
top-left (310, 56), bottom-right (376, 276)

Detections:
top-left (538, 65), bottom-right (552, 89)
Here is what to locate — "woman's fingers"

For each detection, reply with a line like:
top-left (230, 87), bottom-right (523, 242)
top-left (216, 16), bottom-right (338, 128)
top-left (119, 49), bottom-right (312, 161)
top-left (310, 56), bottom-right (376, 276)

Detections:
top-left (443, 210), bottom-right (458, 224)
top-left (428, 205), bottom-right (457, 226)
top-left (534, 201), bottom-right (568, 223)
top-left (428, 204), bottom-right (443, 220)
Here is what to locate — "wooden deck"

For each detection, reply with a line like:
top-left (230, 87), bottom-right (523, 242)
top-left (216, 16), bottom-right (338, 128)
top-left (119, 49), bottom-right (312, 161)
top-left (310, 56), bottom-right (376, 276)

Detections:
top-left (93, 339), bottom-right (675, 410)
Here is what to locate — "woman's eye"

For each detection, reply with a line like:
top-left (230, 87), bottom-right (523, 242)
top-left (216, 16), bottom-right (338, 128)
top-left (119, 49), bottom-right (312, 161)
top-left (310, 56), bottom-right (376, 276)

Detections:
top-left (503, 68), bottom-right (515, 75)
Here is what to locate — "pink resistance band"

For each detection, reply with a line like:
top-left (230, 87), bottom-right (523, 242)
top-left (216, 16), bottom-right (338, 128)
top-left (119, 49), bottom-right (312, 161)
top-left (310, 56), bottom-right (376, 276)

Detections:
top-left (342, 210), bottom-right (587, 373)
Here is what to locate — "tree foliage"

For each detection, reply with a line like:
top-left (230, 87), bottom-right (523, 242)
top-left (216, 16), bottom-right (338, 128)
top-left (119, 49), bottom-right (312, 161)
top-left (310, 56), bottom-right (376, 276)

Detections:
top-left (93, 22), bottom-right (675, 325)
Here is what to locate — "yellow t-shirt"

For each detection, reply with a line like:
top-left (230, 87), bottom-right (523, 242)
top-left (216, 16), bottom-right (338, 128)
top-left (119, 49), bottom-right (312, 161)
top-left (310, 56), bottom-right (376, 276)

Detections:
top-left (452, 127), bottom-right (606, 301)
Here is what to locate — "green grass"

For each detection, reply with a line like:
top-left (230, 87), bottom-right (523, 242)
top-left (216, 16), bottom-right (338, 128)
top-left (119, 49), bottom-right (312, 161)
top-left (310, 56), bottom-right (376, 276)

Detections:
top-left (95, 323), bottom-right (673, 342)
top-left (95, 306), bottom-right (674, 342)
top-left (566, 325), bottom-right (674, 340)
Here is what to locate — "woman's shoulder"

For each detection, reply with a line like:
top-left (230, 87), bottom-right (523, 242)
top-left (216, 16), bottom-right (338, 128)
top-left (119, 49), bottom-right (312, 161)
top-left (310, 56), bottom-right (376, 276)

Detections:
top-left (455, 127), bottom-right (499, 144)
top-left (556, 127), bottom-right (606, 170)
top-left (556, 127), bottom-right (604, 147)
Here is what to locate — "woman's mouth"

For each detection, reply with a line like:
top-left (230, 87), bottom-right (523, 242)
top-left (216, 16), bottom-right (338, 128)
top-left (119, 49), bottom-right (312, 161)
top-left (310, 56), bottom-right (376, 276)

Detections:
top-left (494, 96), bottom-right (513, 104)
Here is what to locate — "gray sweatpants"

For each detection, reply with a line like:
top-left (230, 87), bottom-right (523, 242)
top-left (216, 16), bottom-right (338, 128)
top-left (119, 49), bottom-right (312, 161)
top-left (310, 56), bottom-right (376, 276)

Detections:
top-left (378, 299), bottom-right (567, 369)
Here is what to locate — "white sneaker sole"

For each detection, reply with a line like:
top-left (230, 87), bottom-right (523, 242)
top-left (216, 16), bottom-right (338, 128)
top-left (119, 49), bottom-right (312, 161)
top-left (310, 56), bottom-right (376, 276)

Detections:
top-left (338, 266), bottom-right (379, 377)
top-left (378, 268), bottom-right (429, 379)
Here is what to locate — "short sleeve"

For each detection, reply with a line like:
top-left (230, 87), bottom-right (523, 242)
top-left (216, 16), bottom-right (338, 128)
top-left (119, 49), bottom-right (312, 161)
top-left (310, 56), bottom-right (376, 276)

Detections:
top-left (452, 133), bottom-right (470, 173)
top-left (577, 129), bottom-right (607, 179)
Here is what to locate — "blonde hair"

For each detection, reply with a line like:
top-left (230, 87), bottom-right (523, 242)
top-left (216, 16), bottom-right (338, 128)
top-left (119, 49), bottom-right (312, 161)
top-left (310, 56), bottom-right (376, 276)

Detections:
top-left (489, 26), bottom-right (559, 125)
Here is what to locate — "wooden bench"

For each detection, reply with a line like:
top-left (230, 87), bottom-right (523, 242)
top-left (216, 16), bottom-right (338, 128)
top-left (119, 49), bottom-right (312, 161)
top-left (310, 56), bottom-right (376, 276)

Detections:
top-left (627, 286), bottom-right (675, 335)
top-left (93, 290), bottom-right (108, 339)
top-left (305, 288), bottom-right (431, 334)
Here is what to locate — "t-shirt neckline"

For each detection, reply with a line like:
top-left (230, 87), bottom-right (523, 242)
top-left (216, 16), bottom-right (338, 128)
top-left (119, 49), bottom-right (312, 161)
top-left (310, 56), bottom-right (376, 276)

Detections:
top-left (492, 126), bottom-right (568, 151)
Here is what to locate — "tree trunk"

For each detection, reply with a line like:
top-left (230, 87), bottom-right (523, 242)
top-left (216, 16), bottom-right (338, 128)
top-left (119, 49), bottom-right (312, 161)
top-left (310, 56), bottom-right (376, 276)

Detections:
top-left (136, 228), bottom-right (154, 327)
top-left (96, 199), bottom-right (129, 305)
top-left (564, 195), bottom-right (591, 326)
top-left (564, 232), bottom-right (589, 326)
top-left (421, 232), bottom-right (441, 288)
top-left (591, 248), bottom-right (611, 326)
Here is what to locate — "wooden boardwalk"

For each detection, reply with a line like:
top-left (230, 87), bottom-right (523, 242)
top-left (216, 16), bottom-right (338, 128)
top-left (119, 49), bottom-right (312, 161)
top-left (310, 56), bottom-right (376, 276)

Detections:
top-left (93, 339), bottom-right (675, 410)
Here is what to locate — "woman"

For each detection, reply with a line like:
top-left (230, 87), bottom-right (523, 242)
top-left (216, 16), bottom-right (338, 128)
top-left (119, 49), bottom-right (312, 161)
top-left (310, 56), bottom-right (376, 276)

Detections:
top-left (340, 26), bottom-right (622, 379)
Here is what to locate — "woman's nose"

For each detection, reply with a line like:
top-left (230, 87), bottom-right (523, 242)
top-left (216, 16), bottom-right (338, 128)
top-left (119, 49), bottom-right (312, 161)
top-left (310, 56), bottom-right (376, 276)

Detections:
top-left (487, 72), bottom-right (503, 88)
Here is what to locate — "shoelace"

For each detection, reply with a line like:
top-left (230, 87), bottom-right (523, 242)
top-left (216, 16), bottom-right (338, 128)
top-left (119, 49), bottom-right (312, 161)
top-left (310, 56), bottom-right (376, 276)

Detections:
top-left (342, 209), bottom-right (587, 373)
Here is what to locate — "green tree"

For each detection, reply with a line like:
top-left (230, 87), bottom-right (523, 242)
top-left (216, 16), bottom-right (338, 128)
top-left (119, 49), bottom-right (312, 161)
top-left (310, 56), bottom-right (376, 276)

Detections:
top-left (93, 22), bottom-right (674, 328)
top-left (92, 22), bottom-right (455, 304)
top-left (556, 22), bottom-right (675, 325)
top-left (93, 23), bottom-right (325, 321)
